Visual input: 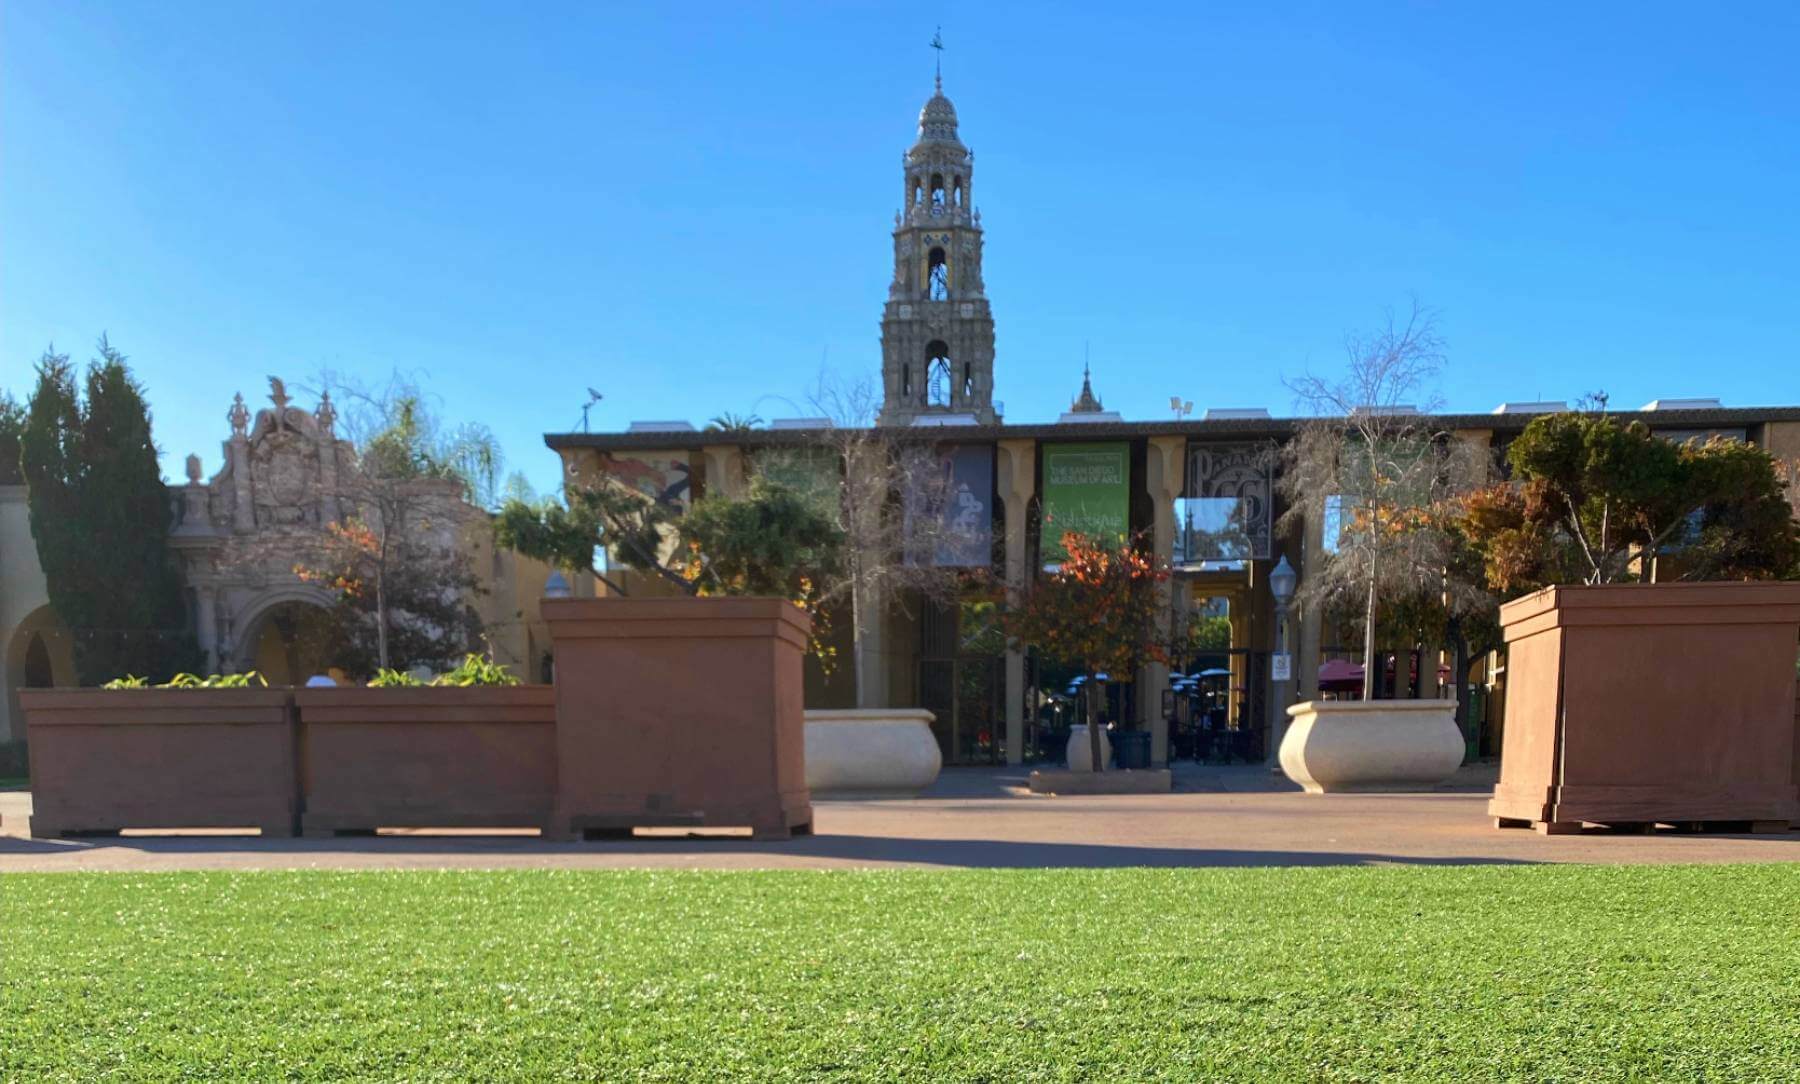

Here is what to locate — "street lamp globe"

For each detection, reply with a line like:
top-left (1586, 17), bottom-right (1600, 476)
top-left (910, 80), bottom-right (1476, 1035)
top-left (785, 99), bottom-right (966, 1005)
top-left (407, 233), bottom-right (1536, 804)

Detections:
top-left (1269, 555), bottom-right (1298, 606)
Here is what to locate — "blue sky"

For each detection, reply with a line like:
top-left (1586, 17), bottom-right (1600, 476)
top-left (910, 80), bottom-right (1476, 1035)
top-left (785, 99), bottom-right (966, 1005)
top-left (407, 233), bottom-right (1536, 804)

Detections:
top-left (5, 2), bottom-right (1798, 495)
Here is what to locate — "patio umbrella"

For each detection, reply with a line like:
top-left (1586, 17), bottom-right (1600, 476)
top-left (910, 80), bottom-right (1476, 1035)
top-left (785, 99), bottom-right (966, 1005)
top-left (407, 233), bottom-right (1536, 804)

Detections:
top-left (1318, 658), bottom-right (1364, 691)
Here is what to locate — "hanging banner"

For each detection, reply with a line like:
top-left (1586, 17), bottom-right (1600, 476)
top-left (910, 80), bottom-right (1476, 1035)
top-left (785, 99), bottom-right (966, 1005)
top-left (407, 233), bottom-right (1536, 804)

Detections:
top-left (1179, 442), bottom-right (1273, 563)
top-left (1039, 442), bottom-right (1129, 563)
top-left (903, 444), bottom-right (994, 567)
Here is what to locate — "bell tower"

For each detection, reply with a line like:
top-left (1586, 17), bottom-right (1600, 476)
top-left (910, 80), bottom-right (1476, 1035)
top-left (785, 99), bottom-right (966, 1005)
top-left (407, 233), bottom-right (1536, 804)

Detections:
top-left (878, 66), bottom-right (997, 426)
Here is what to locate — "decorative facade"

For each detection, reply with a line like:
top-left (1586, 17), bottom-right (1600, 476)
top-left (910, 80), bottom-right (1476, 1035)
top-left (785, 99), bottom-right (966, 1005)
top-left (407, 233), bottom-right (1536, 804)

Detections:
top-left (878, 75), bottom-right (998, 425)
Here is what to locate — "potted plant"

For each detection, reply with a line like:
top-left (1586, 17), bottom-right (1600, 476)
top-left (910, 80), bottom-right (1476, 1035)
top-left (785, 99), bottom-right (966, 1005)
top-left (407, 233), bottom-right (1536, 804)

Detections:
top-left (1459, 407), bottom-right (1800, 831)
top-left (1276, 303), bottom-right (1486, 792)
top-left (499, 473), bottom-right (841, 838)
top-left (293, 653), bottom-right (557, 836)
top-left (21, 671), bottom-right (297, 837)
top-left (1005, 530), bottom-right (1171, 790)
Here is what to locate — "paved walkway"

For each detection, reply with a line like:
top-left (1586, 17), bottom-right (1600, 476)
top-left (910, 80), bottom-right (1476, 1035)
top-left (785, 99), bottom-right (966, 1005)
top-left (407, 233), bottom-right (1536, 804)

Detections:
top-left (2, 766), bottom-right (1795, 872)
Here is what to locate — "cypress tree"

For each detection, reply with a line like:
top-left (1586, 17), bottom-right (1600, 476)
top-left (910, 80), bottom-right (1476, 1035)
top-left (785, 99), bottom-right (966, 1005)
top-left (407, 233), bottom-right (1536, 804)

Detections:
top-left (20, 339), bottom-right (199, 683)
top-left (0, 389), bottom-right (24, 485)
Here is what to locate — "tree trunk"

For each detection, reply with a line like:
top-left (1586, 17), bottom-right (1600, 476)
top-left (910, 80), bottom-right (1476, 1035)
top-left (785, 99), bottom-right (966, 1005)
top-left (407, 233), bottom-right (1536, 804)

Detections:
top-left (1087, 677), bottom-right (1104, 773)
top-left (1361, 568), bottom-right (1379, 701)
top-left (375, 573), bottom-right (390, 672)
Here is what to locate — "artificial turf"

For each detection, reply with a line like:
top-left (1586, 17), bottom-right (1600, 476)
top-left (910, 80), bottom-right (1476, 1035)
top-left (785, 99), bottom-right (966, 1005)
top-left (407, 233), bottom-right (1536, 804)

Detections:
top-left (3, 865), bottom-right (1798, 1081)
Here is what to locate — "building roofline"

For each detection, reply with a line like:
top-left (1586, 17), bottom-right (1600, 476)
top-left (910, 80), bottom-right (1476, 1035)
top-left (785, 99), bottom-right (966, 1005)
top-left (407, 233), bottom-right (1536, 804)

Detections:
top-left (543, 406), bottom-right (1800, 453)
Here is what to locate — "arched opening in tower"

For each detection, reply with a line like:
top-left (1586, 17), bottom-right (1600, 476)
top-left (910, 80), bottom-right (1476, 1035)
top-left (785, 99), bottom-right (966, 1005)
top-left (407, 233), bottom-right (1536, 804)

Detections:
top-left (953, 177), bottom-right (964, 207)
top-left (928, 247), bottom-right (949, 301)
top-left (926, 341), bottom-right (953, 407)
top-left (930, 174), bottom-right (946, 209)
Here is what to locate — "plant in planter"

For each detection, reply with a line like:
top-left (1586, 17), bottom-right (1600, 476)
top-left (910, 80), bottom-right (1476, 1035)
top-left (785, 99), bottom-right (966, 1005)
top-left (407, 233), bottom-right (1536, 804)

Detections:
top-left (497, 474), bottom-right (845, 838)
top-left (1456, 407), bottom-right (1800, 831)
top-left (23, 669), bottom-right (296, 838)
top-left (1275, 302), bottom-right (1488, 791)
top-left (1004, 530), bottom-right (1173, 773)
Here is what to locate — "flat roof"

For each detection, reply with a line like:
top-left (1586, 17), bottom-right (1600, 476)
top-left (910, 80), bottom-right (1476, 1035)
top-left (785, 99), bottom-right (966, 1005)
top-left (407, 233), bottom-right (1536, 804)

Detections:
top-left (543, 405), bottom-right (1800, 453)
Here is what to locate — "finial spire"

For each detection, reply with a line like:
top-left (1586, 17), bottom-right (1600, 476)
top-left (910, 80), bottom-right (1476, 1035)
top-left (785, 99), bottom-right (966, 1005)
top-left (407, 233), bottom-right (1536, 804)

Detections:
top-left (930, 27), bottom-right (944, 92)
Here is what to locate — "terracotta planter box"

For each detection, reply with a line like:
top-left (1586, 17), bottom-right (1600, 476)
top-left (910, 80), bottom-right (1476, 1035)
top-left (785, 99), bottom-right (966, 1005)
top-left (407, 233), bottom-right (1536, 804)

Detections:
top-left (20, 688), bottom-right (297, 837)
top-left (542, 597), bottom-right (812, 839)
top-left (1489, 582), bottom-right (1800, 833)
top-left (295, 686), bottom-right (557, 834)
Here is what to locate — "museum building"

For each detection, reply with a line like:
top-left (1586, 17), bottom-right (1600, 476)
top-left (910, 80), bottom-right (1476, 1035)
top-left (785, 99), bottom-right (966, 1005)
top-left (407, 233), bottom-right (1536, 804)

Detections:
top-left (542, 76), bottom-right (1800, 769)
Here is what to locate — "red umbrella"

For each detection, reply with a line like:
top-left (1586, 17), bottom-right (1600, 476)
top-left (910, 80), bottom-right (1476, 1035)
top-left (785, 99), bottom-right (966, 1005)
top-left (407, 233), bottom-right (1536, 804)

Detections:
top-left (1317, 658), bottom-right (1365, 691)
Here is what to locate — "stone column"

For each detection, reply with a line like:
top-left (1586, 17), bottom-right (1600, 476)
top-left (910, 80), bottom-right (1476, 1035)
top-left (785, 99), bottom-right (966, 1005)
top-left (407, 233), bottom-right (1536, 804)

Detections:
top-left (1296, 504), bottom-right (1325, 705)
top-left (194, 586), bottom-right (220, 673)
top-left (1142, 436), bottom-right (1185, 766)
top-left (997, 439), bottom-right (1036, 765)
top-left (229, 436), bottom-right (253, 533)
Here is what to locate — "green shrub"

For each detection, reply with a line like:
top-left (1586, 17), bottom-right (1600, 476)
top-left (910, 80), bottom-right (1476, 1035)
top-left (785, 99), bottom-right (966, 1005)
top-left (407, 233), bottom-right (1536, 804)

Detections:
top-left (363, 655), bottom-right (520, 688)
top-left (103, 671), bottom-right (268, 689)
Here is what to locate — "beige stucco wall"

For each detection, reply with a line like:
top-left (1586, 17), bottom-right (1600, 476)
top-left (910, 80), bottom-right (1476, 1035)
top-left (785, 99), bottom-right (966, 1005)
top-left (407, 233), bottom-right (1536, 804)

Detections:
top-left (1, 486), bottom-right (76, 744)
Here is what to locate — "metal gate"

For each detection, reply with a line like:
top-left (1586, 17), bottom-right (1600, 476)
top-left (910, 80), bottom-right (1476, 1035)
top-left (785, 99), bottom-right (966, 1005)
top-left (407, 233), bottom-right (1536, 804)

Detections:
top-left (917, 602), bottom-right (1006, 765)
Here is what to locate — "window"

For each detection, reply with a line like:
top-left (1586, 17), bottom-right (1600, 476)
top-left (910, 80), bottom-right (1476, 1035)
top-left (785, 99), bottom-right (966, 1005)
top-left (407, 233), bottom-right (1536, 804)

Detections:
top-left (928, 247), bottom-right (949, 300)
top-left (926, 342), bottom-right (953, 406)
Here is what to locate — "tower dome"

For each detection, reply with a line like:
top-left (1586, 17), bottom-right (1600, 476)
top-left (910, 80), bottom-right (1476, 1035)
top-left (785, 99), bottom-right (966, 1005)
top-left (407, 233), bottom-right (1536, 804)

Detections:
top-left (915, 82), bottom-right (962, 146)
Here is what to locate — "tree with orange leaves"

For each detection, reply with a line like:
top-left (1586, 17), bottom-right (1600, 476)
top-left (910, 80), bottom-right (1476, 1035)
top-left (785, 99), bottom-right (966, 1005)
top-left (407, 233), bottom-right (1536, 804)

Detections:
top-left (1004, 530), bottom-right (1172, 772)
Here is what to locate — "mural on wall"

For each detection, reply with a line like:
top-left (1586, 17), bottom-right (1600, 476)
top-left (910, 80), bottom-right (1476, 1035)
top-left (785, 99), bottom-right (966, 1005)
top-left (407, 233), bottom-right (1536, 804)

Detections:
top-left (598, 451), bottom-right (692, 509)
top-left (1039, 442), bottom-right (1129, 564)
top-left (1179, 442), bottom-right (1274, 563)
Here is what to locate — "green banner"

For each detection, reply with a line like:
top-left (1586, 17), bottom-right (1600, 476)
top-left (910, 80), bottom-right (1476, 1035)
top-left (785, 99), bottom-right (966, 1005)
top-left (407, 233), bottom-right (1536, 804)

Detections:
top-left (1039, 442), bottom-right (1129, 563)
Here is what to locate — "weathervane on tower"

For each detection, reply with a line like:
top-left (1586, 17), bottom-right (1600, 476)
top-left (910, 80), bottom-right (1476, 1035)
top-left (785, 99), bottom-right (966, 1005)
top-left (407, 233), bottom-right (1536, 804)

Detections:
top-left (930, 27), bottom-right (944, 90)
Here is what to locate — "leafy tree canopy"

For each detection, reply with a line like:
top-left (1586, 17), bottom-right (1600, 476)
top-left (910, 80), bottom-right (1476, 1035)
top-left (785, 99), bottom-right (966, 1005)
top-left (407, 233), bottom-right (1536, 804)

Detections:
top-left (1458, 412), bottom-right (1800, 591)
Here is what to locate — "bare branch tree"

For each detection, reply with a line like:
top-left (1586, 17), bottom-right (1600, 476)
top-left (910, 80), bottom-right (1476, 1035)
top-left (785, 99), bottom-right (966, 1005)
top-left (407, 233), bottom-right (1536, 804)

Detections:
top-left (1278, 300), bottom-right (1488, 699)
top-left (759, 373), bottom-right (982, 708)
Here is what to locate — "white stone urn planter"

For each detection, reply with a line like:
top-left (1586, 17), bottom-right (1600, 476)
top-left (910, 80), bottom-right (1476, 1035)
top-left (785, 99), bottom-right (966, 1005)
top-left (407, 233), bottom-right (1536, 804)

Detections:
top-left (1279, 699), bottom-right (1464, 794)
top-left (803, 709), bottom-right (942, 798)
top-left (1065, 724), bottom-right (1113, 773)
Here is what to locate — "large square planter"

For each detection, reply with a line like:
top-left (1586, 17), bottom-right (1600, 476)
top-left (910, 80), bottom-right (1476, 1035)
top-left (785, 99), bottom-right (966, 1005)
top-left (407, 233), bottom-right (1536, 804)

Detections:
top-left (1279, 699), bottom-right (1464, 793)
top-left (1489, 582), bottom-right (1800, 833)
top-left (20, 688), bottom-right (298, 837)
top-left (803, 709), bottom-right (941, 798)
top-left (542, 597), bottom-right (813, 839)
top-left (295, 686), bottom-right (557, 834)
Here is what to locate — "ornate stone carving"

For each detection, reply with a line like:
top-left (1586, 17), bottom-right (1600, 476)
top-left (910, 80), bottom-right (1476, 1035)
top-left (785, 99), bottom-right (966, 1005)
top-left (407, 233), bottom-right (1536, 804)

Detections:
top-left (228, 393), bottom-right (250, 438)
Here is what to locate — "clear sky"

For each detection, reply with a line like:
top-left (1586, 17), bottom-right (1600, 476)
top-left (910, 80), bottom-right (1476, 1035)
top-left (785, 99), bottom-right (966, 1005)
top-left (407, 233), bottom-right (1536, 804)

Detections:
top-left (5, 2), bottom-right (1798, 495)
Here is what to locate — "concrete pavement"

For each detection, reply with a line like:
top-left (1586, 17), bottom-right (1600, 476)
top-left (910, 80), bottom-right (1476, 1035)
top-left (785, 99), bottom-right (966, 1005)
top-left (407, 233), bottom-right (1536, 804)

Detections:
top-left (2, 765), bottom-right (1796, 872)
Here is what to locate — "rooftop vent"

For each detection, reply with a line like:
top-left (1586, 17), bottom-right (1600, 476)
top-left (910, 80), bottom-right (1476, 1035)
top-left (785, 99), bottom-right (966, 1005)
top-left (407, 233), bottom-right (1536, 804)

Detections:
top-left (768, 417), bottom-right (833, 430)
top-left (1349, 405), bottom-right (1421, 417)
top-left (626, 420), bottom-right (697, 433)
top-left (909, 413), bottom-right (982, 427)
top-left (1202, 407), bottom-right (1271, 420)
top-left (1492, 400), bottom-right (1568, 415)
top-left (1641, 398), bottom-right (1723, 411)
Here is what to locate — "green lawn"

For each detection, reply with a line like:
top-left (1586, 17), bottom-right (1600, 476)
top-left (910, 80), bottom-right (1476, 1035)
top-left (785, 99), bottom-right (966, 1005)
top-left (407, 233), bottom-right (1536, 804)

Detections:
top-left (3, 866), bottom-right (1798, 1081)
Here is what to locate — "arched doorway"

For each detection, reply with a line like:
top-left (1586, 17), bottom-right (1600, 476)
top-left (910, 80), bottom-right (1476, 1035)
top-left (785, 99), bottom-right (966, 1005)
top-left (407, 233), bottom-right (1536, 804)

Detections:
top-left (3, 606), bottom-right (77, 744)
top-left (229, 588), bottom-right (339, 685)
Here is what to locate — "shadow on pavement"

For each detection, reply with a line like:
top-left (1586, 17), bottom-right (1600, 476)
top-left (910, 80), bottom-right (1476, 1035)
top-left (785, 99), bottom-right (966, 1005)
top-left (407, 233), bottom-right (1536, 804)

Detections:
top-left (0, 829), bottom-right (1557, 868)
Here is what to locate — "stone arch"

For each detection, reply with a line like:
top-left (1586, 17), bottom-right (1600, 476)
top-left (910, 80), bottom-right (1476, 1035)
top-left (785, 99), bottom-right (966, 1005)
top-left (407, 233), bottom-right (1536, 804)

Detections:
top-left (228, 585), bottom-right (338, 682)
top-left (3, 605), bottom-right (77, 743)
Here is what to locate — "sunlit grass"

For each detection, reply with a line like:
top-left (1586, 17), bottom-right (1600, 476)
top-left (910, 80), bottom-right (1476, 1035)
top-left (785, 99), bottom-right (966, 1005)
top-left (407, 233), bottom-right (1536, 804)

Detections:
top-left (3, 866), bottom-right (1798, 1080)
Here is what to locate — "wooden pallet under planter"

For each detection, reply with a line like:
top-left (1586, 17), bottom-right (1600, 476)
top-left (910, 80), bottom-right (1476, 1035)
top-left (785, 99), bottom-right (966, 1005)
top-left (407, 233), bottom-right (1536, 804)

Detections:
top-left (20, 687), bottom-right (298, 837)
top-left (1488, 581), bottom-right (1800, 834)
top-left (295, 686), bottom-right (557, 836)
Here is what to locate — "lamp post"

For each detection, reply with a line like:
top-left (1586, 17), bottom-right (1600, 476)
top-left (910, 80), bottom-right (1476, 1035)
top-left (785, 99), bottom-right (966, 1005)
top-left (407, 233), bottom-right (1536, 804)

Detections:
top-left (1267, 554), bottom-right (1298, 769)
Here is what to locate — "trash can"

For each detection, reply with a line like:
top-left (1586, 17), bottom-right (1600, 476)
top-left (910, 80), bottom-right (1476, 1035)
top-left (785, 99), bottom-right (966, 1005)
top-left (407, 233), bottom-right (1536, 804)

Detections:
top-left (1109, 728), bottom-right (1151, 770)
